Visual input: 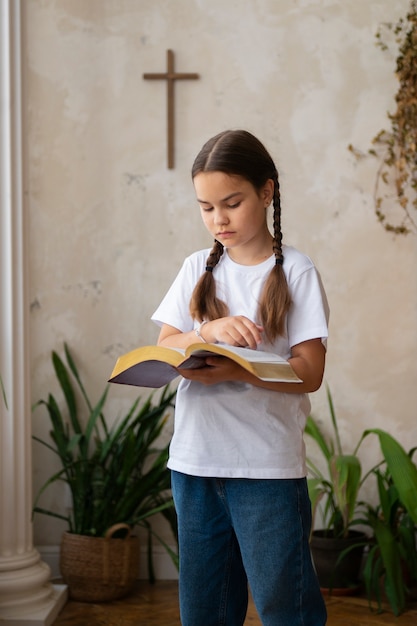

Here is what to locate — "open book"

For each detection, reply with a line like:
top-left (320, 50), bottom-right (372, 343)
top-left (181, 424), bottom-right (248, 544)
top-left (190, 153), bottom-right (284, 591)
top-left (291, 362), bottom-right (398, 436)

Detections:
top-left (108, 343), bottom-right (302, 388)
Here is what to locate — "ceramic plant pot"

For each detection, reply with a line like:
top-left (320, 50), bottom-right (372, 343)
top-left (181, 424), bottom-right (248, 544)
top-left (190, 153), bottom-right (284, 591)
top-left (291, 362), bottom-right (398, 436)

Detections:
top-left (310, 529), bottom-right (367, 594)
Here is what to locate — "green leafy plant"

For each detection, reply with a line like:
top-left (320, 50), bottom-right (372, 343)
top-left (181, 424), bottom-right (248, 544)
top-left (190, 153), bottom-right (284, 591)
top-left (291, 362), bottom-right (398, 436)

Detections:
top-left (32, 343), bottom-right (178, 578)
top-left (305, 385), bottom-right (367, 538)
top-left (358, 429), bottom-right (417, 615)
top-left (306, 389), bottom-right (417, 611)
top-left (305, 386), bottom-right (375, 592)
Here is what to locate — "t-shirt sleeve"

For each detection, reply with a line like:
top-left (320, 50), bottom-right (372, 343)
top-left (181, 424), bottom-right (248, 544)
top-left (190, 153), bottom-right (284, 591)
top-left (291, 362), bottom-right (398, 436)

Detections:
top-left (151, 254), bottom-right (202, 332)
top-left (287, 266), bottom-right (329, 349)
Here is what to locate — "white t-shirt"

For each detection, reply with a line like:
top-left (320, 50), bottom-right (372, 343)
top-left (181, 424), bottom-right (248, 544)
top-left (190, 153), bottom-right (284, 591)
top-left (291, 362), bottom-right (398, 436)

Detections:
top-left (151, 244), bottom-right (329, 479)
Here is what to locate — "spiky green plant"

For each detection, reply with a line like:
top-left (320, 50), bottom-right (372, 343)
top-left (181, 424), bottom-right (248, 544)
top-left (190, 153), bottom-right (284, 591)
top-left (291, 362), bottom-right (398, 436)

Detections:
top-left (32, 343), bottom-right (178, 578)
top-left (306, 390), bottom-right (417, 615)
top-left (357, 430), bottom-right (417, 615)
top-left (305, 385), bottom-right (365, 538)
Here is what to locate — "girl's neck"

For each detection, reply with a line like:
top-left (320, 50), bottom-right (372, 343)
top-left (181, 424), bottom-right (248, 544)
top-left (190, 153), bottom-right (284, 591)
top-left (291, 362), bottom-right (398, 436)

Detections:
top-left (226, 235), bottom-right (274, 266)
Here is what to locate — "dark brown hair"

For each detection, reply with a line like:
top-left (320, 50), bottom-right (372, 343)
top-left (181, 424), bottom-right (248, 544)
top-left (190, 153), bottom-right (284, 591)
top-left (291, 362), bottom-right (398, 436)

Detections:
top-left (189, 130), bottom-right (291, 342)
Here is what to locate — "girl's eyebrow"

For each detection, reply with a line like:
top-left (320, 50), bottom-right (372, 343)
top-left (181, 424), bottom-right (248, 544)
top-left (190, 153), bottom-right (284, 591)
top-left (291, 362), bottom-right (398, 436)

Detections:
top-left (197, 191), bottom-right (242, 204)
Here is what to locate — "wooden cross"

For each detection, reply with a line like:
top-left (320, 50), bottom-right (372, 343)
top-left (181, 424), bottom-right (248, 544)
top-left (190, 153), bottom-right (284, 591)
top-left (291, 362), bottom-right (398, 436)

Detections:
top-left (143, 50), bottom-right (199, 169)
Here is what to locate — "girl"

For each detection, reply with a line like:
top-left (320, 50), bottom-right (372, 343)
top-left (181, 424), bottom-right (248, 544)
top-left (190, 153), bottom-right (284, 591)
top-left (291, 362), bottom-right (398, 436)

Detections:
top-left (152, 130), bottom-right (329, 626)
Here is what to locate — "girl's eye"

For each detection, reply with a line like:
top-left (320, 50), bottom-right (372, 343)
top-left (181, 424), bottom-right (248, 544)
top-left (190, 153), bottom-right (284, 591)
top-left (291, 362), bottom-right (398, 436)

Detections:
top-left (228, 201), bottom-right (241, 209)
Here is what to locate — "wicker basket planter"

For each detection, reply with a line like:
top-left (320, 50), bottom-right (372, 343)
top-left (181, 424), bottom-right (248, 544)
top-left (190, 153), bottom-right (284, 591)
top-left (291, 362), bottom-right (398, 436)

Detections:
top-left (60, 524), bottom-right (140, 602)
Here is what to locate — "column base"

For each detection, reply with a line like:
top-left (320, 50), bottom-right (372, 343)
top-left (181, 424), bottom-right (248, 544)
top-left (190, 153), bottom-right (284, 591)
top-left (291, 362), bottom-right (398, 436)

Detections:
top-left (0, 584), bottom-right (67, 626)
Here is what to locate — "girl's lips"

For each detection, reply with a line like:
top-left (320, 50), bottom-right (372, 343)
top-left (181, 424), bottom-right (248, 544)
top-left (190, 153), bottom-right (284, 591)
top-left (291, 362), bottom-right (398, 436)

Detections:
top-left (217, 231), bottom-right (235, 238)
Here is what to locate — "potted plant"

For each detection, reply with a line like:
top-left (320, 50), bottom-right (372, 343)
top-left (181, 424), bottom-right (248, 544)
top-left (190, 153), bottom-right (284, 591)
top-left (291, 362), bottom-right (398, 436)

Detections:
top-left (305, 385), bottom-right (370, 592)
top-left (358, 429), bottom-right (417, 615)
top-left (32, 343), bottom-right (177, 602)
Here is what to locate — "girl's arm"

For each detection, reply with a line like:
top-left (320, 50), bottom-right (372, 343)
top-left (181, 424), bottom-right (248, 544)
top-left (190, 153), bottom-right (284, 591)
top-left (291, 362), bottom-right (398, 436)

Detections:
top-left (285, 338), bottom-right (326, 393)
top-left (157, 317), bottom-right (264, 350)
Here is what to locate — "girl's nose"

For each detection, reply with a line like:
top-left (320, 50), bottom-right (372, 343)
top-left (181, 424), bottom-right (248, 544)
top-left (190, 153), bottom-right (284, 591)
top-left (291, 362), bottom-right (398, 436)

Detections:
top-left (213, 209), bottom-right (229, 225)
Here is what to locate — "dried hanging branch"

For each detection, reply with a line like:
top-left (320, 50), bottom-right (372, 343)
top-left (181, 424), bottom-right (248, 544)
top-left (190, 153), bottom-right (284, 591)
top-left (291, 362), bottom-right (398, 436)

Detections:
top-left (349, 1), bottom-right (417, 234)
top-left (371, 2), bottom-right (417, 233)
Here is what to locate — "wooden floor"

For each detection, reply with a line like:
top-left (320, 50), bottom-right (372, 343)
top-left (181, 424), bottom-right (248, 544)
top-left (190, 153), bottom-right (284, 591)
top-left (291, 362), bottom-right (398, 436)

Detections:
top-left (53, 580), bottom-right (417, 625)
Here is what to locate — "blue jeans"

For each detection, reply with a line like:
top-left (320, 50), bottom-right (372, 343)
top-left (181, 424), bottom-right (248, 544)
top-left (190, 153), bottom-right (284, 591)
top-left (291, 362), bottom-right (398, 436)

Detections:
top-left (171, 472), bottom-right (327, 626)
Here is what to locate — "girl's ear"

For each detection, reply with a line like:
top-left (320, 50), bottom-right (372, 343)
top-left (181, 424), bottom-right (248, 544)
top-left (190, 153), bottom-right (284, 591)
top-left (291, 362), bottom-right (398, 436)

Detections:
top-left (262, 179), bottom-right (274, 206)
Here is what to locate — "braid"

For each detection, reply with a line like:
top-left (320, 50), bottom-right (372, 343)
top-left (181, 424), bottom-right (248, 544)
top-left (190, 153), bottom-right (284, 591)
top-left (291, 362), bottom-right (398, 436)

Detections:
top-left (272, 173), bottom-right (284, 265)
top-left (205, 239), bottom-right (224, 271)
top-left (189, 240), bottom-right (229, 322)
top-left (259, 173), bottom-right (292, 342)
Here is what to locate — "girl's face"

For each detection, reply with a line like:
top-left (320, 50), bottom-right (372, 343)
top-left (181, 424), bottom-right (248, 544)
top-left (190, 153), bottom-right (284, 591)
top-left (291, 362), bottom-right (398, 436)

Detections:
top-left (193, 171), bottom-right (274, 260)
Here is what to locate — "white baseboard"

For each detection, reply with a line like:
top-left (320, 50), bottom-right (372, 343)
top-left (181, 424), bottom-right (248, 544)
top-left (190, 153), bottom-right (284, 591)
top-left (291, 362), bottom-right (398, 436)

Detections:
top-left (138, 545), bottom-right (179, 580)
top-left (37, 544), bottom-right (179, 581)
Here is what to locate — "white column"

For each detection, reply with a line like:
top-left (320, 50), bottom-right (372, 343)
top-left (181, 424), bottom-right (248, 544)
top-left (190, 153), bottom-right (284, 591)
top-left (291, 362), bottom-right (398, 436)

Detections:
top-left (0, 1), bottom-right (67, 623)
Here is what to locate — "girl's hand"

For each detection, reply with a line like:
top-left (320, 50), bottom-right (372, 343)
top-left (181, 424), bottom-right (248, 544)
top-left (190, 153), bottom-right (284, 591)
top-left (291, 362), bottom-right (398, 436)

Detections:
top-left (201, 316), bottom-right (263, 349)
top-left (180, 338), bottom-right (326, 393)
top-left (179, 356), bottom-right (248, 386)
top-left (157, 317), bottom-right (262, 350)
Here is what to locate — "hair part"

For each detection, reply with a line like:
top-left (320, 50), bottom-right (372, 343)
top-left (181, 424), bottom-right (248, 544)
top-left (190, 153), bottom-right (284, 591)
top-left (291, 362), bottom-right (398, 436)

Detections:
top-left (189, 130), bottom-right (291, 342)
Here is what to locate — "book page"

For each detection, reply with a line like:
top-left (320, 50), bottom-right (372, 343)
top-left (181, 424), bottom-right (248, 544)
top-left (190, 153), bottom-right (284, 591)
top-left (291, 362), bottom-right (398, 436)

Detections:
top-left (188, 343), bottom-right (288, 364)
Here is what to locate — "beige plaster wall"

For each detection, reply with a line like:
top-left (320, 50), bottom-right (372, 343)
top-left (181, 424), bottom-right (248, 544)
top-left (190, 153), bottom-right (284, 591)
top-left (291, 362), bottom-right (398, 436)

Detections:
top-left (24, 0), bottom-right (417, 551)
